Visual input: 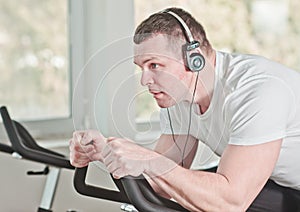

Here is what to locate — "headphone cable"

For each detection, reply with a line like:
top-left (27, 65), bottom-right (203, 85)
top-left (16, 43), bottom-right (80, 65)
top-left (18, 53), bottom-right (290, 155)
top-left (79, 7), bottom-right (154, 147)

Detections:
top-left (167, 71), bottom-right (200, 167)
top-left (167, 107), bottom-right (183, 166)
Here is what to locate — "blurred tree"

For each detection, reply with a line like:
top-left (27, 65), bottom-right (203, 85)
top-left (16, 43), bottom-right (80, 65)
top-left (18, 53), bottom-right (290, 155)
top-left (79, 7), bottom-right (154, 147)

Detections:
top-left (0, 0), bottom-right (69, 120)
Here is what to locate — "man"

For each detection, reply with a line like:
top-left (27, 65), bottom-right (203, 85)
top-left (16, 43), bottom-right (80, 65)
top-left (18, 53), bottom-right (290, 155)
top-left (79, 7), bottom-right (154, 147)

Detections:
top-left (69, 7), bottom-right (300, 211)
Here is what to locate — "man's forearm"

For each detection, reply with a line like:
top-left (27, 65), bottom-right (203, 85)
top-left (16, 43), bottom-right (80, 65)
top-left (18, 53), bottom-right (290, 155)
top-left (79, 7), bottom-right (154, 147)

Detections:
top-left (145, 157), bottom-right (242, 211)
top-left (144, 175), bottom-right (172, 199)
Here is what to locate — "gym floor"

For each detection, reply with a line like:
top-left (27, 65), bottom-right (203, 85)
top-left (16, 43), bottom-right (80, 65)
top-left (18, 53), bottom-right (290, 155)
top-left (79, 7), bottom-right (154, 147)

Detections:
top-left (0, 144), bottom-right (123, 212)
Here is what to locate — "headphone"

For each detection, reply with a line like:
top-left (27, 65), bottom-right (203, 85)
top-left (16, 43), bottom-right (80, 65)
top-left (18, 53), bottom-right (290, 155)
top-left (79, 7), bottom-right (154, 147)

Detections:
top-left (163, 10), bottom-right (205, 72)
top-left (162, 10), bottom-right (204, 166)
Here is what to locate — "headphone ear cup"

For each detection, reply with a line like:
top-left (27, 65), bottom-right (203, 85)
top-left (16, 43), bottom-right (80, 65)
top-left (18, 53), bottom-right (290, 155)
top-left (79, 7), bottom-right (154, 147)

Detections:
top-left (187, 52), bottom-right (205, 72)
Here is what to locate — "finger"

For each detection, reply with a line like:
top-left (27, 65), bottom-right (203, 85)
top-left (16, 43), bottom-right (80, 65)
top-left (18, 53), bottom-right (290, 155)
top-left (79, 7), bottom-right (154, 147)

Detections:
top-left (77, 143), bottom-right (95, 153)
top-left (73, 131), bottom-right (84, 143)
top-left (77, 162), bottom-right (89, 168)
top-left (70, 141), bottom-right (94, 154)
top-left (78, 149), bottom-right (97, 160)
top-left (70, 155), bottom-right (91, 167)
top-left (112, 168), bottom-right (126, 179)
top-left (95, 137), bottom-right (108, 152)
top-left (106, 161), bottom-right (122, 177)
top-left (81, 133), bottom-right (94, 146)
top-left (70, 157), bottom-right (89, 166)
top-left (70, 152), bottom-right (89, 164)
top-left (112, 174), bottom-right (120, 179)
top-left (70, 159), bottom-right (89, 168)
top-left (107, 137), bottom-right (117, 143)
top-left (90, 153), bottom-right (104, 162)
top-left (70, 150), bottom-right (91, 162)
top-left (101, 144), bottom-right (112, 158)
top-left (69, 139), bottom-right (74, 151)
top-left (103, 152), bottom-right (114, 168)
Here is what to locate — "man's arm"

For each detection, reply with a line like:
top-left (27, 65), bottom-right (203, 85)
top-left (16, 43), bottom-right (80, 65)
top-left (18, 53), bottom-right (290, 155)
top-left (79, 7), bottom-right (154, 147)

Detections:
top-left (154, 134), bottom-right (198, 168)
top-left (146, 134), bottom-right (198, 198)
top-left (146, 139), bottom-right (282, 211)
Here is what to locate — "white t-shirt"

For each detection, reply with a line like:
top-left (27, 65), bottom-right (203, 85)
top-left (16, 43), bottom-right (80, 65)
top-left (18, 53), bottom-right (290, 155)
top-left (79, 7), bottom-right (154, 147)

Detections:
top-left (160, 51), bottom-right (300, 190)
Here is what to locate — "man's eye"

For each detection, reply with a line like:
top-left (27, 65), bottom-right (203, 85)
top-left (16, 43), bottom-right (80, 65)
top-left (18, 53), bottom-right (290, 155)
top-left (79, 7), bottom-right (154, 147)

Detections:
top-left (150, 63), bottom-right (159, 70)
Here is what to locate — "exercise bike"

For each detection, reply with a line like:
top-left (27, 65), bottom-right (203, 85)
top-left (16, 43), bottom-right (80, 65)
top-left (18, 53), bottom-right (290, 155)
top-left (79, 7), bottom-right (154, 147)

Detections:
top-left (1, 106), bottom-right (181, 212)
top-left (0, 106), bottom-right (77, 211)
top-left (73, 166), bottom-right (189, 212)
top-left (1, 106), bottom-right (189, 211)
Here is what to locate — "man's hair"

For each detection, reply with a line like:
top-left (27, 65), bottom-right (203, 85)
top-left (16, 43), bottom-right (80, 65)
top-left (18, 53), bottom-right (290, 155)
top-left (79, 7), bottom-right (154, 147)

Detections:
top-left (134, 7), bottom-right (212, 56)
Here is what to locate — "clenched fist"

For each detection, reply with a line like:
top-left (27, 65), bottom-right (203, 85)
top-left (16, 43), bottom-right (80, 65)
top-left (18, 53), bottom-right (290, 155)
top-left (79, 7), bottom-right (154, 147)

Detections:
top-left (69, 130), bottom-right (107, 167)
top-left (102, 137), bottom-right (161, 179)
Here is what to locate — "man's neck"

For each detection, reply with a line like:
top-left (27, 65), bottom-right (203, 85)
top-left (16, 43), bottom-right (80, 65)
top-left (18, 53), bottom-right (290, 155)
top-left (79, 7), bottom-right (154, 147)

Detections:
top-left (194, 50), bottom-right (216, 115)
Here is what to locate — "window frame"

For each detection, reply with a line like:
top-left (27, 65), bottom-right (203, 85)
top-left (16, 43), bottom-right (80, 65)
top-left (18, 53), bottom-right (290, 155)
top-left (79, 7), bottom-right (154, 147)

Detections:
top-left (0, 0), bottom-right (160, 142)
top-left (0, 0), bottom-right (85, 139)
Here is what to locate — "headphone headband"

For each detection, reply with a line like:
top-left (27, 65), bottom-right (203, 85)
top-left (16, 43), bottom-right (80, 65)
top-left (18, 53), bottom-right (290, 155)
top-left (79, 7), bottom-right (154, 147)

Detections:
top-left (161, 9), bottom-right (205, 72)
top-left (164, 10), bottom-right (195, 43)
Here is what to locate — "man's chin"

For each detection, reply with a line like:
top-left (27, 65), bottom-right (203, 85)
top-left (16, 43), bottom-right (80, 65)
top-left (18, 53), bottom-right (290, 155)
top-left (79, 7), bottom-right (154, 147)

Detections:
top-left (155, 99), bottom-right (177, 108)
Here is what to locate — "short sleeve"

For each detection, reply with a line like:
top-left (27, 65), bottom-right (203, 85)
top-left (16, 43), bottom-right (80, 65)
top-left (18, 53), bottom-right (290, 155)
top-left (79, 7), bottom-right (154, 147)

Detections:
top-left (226, 77), bottom-right (295, 145)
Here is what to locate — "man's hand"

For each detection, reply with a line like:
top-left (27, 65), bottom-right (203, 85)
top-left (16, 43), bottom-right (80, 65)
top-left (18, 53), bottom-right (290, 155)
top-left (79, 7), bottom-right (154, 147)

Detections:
top-left (102, 137), bottom-right (161, 179)
top-left (69, 130), bottom-right (107, 167)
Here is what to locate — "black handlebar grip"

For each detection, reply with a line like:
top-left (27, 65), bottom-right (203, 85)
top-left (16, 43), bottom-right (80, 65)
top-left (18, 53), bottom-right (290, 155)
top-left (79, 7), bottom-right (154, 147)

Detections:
top-left (121, 175), bottom-right (187, 212)
top-left (0, 143), bottom-right (14, 154)
top-left (0, 106), bottom-right (74, 169)
top-left (73, 166), bottom-right (130, 203)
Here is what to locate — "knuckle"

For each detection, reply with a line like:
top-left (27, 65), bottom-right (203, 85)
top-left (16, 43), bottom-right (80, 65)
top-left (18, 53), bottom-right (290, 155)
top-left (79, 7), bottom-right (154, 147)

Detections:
top-left (82, 132), bottom-right (89, 139)
top-left (73, 131), bottom-right (79, 138)
top-left (69, 144), bottom-right (74, 151)
top-left (117, 155), bottom-right (125, 164)
top-left (74, 151), bottom-right (82, 159)
top-left (74, 145), bottom-right (80, 151)
top-left (114, 148), bottom-right (123, 156)
top-left (109, 141), bottom-right (118, 148)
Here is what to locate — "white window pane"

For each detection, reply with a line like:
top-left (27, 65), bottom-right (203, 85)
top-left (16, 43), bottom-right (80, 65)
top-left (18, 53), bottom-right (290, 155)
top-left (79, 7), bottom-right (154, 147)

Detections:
top-left (0, 0), bottom-right (70, 121)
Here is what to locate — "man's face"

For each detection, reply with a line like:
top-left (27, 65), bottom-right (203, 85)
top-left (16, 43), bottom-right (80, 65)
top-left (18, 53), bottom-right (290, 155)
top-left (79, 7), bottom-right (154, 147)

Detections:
top-left (134, 34), bottom-right (192, 108)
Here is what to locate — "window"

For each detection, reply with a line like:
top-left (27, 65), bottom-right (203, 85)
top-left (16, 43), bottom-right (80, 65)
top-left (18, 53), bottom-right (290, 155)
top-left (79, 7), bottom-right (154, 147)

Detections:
top-left (0, 0), bottom-right (85, 138)
top-left (0, 0), bottom-right (70, 120)
top-left (1, 0), bottom-right (299, 142)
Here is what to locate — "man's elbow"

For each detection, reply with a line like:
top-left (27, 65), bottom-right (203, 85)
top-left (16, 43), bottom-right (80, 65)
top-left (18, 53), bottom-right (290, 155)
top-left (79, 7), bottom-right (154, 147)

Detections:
top-left (219, 192), bottom-right (252, 212)
top-left (196, 188), bottom-right (250, 212)
top-left (188, 196), bottom-right (246, 212)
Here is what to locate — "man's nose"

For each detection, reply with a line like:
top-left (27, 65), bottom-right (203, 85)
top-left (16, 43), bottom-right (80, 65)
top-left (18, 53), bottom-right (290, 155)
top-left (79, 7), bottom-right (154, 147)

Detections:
top-left (140, 70), bottom-right (154, 86)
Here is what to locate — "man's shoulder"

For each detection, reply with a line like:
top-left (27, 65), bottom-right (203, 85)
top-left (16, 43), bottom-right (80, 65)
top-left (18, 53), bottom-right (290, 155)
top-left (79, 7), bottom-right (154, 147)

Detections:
top-left (217, 51), bottom-right (295, 94)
